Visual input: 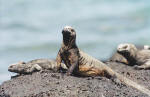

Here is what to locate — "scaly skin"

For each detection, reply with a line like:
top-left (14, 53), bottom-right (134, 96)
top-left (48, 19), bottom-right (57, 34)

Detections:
top-left (8, 59), bottom-right (67, 74)
top-left (56, 26), bottom-right (150, 96)
top-left (117, 43), bottom-right (150, 70)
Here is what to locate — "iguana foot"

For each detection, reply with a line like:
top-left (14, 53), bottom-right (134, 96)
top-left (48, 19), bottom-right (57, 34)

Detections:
top-left (111, 75), bottom-right (125, 86)
top-left (134, 65), bottom-right (144, 70)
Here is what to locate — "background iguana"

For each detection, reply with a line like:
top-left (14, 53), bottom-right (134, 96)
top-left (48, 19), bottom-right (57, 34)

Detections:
top-left (117, 43), bottom-right (150, 69)
top-left (8, 59), bottom-right (67, 74)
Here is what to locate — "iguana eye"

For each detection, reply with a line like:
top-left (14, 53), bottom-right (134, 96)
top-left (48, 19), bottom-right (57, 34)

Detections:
top-left (71, 29), bottom-right (74, 32)
top-left (9, 65), bottom-right (13, 68)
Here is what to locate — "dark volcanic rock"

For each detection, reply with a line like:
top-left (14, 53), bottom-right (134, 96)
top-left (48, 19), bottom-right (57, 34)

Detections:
top-left (0, 62), bottom-right (150, 97)
top-left (108, 62), bottom-right (150, 90)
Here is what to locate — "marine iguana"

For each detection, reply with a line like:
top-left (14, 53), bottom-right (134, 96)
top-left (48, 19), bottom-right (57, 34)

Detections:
top-left (8, 59), bottom-right (67, 74)
top-left (109, 45), bottom-right (146, 65)
top-left (56, 26), bottom-right (150, 96)
top-left (117, 43), bottom-right (150, 70)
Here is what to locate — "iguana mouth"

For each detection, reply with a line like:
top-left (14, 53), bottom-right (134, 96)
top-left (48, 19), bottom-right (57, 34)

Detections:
top-left (62, 30), bottom-right (72, 46)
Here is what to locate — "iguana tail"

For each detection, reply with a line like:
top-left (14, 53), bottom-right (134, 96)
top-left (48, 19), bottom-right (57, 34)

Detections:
top-left (115, 72), bottom-right (150, 96)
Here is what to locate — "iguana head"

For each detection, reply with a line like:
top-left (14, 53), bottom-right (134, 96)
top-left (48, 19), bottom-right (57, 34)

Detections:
top-left (8, 61), bottom-right (42, 74)
top-left (8, 61), bottom-right (26, 73)
top-left (117, 43), bottom-right (137, 58)
top-left (62, 26), bottom-right (76, 47)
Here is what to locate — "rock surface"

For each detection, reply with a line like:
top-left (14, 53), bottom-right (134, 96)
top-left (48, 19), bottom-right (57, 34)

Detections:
top-left (0, 62), bottom-right (150, 97)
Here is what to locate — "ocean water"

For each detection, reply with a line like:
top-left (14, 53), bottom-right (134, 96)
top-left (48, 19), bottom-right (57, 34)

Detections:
top-left (0, 0), bottom-right (150, 83)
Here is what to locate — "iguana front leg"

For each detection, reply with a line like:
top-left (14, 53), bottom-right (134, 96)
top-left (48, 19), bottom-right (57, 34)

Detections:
top-left (134, 60), bottom-right (150, 70)
top-left (67, 55), bottom-right (79, 76)
top-left (56, 49), bottom-right (62, 70)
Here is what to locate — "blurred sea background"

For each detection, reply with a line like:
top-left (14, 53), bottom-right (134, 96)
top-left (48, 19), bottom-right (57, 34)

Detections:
top-left (0, 0), bottom-right (150, 83)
